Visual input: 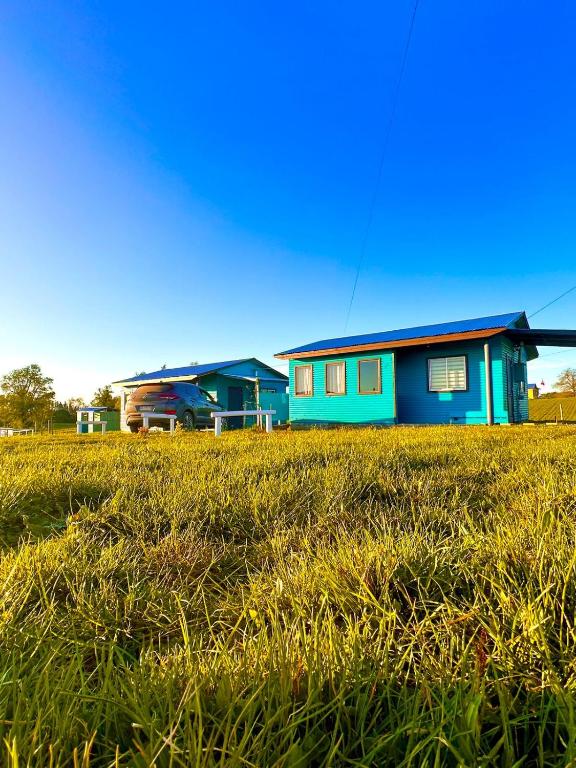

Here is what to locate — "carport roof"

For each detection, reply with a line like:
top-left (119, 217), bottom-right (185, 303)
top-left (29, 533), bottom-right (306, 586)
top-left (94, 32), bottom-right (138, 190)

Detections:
top-left (113, 359), bottom-right (249, 386)
top-left (113, 359), bottom-right (288, 387)
top-left (505, 328), bottom-right (576, 347)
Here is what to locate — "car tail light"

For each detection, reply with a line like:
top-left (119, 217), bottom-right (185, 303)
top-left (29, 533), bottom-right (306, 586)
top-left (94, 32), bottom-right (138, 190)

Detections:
top-left (164, 409), bottom-right (177, 415)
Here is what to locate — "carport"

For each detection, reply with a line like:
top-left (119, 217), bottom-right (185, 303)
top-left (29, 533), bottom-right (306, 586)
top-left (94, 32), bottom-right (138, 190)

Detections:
top-left (113, 358), bottom-right (288, 431)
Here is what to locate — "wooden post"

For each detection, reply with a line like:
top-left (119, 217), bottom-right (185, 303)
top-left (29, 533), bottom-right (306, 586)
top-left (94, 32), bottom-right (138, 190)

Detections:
top-left (265, 413), bottom-right (272, 433)
top-left (484, 342), bottom-right (493, 425)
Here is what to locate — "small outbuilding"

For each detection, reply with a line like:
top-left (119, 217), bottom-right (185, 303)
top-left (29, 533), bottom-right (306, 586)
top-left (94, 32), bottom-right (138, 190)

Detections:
top-left (275, 311), bottom-right (576, 426)
top-left (113, 358), bottom-right (288, 431)
top-left (527, 383), bottom-right (539, 399)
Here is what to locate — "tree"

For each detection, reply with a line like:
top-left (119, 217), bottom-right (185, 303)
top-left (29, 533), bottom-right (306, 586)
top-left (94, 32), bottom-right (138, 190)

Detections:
top-left (52, 402), bottom-right (75, 424)
top-left (92, 385), bottom-right (120, 410)
top-left (66, 397), bottom-right (86, 415)
top-left (554, 368), bottom-right (576, 397)
top-left (0, 364), bottom-right (55, 428)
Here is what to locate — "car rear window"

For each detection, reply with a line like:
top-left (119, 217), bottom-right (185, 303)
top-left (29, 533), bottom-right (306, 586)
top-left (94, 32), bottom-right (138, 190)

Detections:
top-left (131, 384), bottom-right (173, 399)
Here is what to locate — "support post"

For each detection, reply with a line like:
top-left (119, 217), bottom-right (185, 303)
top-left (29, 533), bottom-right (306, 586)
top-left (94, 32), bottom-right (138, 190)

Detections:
top-left (214, 415), bottom-right (222, 437)
top-left (120, 390), bottom-right (128, 431)
top-left (484, 342), bottom-right (493, 425)
top-left (265, 413), bottom-right (272, 433)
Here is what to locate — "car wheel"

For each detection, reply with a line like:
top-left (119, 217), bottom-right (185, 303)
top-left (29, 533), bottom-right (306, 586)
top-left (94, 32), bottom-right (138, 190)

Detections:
top-left (129, 424), bottom-right (139, 433)
top-left (181, 411), bottom-right (196, 431)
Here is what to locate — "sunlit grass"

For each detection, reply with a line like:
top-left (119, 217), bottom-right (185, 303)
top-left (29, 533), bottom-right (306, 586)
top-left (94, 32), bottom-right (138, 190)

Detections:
top-left (1, 425), bottom-right (576, 765)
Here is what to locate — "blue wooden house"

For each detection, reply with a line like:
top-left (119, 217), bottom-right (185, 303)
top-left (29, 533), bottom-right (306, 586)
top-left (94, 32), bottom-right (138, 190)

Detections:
top-left (275, 311), bottom-right (576, 425)
top-left (114, 358), bottom-right (288, 430)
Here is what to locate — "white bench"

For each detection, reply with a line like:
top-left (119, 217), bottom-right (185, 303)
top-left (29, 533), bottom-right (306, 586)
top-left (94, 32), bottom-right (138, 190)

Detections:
top-left (141, 413), bottom-right (177, 433)
top-left (210, 410), bottom-right (276, 436)
top-left (0, 428), bottom-right (34, 437)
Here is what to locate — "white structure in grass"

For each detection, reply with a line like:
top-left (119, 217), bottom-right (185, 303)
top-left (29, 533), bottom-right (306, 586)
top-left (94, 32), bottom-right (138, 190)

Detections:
top-left (76, 407), bottom-right (108, 434)
top-left (211, 410), bottom-right (276, 437)
top-left (0, 428), bottom-right (34, 437)
top-left (141, 412), bottom-right (177, 433)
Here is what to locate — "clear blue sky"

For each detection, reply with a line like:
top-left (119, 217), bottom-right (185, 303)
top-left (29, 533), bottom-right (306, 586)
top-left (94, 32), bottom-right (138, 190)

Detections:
top-left (1, 1), bottom-right (575, 400)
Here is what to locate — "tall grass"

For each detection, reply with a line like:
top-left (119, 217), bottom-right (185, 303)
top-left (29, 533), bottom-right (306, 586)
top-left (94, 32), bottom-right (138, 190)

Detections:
top-left (1, 426), bottom-right (576, 766)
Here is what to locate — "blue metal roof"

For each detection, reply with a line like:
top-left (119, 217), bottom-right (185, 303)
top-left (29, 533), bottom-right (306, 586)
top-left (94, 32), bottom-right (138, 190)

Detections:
top-left (277, 311), bottom-right (527, 356)
top-left (79, 407), bottom-right (108, 412)
top-left (114, 359), bottom-right (249, 385)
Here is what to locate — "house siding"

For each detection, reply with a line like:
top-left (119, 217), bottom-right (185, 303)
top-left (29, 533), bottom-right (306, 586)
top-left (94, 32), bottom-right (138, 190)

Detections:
top-left (499, 337), bottom-right (528, 423)
top-left (289, 352), bottom-right (396, 424)
top-left (394, 337), bottom-right (529, 425)
top-left (220, 360), bottom-right (287, 387)
top-left (199, 370), bottom-right (288, 423)
top-left (282, 315), bottom-right (534, 427)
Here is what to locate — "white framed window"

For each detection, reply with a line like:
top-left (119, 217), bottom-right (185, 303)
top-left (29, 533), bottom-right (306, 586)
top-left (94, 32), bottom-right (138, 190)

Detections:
top-left (325, 362), bottom-right (346, 395)
top-left (294, 365), bottom-right (313, 396)
top-left (428, 356), bottom-right (467, 392)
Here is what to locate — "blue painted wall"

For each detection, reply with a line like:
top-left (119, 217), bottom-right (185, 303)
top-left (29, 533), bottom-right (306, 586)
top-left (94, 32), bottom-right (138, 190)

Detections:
top-left (395, 338), bottom-right (527, 424)
top-left (287, 338), bottom-right (529, 426)
top-left (200, 359), bottom-right (288, 421)
top-left (221, 360), bottom-right (288, 391)
top-left (288, 352), bottom-right (396, 424)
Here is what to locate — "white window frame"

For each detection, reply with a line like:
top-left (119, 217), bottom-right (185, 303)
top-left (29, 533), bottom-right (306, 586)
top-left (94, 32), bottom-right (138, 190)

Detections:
top-left (428, 356), bottom-right (467, 392)
top-left (294, 365), bottom-right (313, 397)
top-left (325, 362), bottom-right (346, 396)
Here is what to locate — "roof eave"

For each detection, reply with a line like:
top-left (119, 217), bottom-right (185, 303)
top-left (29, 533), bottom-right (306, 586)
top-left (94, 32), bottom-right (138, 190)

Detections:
top-left (113, 373), bottom-right (201, 387)
top-left (275, 327), bottom-right (507, 360)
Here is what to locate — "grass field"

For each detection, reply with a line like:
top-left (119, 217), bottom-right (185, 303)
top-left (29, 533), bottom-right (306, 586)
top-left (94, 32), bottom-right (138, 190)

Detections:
top-left (529, 396), bottom-right (576, 422)
top-left (2, 426), bottom-right (576, 766)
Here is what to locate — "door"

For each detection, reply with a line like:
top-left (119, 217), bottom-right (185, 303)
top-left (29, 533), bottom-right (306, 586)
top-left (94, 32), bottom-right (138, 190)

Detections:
top-left (227, 386), bottom-right (244, 429)
top-left (506, 357), bottom-right (516, 423)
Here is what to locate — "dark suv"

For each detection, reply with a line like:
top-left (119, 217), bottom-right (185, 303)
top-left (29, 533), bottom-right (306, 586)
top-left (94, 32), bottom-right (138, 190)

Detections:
top-left (125, 382), bottom-right (224, 432)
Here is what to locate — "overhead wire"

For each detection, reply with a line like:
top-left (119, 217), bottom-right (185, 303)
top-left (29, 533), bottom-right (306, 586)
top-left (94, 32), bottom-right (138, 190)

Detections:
top-left (343, 0), bottom-right (421, 333)
top-left (526, 283), bottom-right (576, 367)
top-left (527, 283), bottom-right (576, 319)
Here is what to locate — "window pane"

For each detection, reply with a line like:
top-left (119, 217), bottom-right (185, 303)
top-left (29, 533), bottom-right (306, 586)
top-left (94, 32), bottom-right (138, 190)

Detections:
top-left (295, 366), bottom-right (312, 395)
top-left (326, 363), bottom-right (345, 394)
top-left (429, 359), bottom-right (447, 390)
top-left (429, 356), bottom-right (466, 391)
top-left (359, 360), bottom-right (380, 393)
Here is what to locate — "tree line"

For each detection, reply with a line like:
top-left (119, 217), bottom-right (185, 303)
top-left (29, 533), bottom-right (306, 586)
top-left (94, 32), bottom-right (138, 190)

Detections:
top-left (0, 364), bottom-right (120, 429)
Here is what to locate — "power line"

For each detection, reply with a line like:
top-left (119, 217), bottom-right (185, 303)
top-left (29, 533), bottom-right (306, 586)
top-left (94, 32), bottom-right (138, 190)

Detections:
top-left (343, 0), bottom-right (421, 333)
top-left (539, 347), bottom-right (576, 358)
top-left (528, 283), bottom-right (576, 320)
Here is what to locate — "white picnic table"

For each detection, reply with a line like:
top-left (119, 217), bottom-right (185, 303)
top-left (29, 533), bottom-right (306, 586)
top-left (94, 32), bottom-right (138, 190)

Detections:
top-left (141, 412), bottom-right (177, 433)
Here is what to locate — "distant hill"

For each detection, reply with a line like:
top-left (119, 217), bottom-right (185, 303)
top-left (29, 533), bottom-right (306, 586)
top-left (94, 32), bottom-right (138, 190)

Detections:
top-left (529, 396), bottom-right (576, 422)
